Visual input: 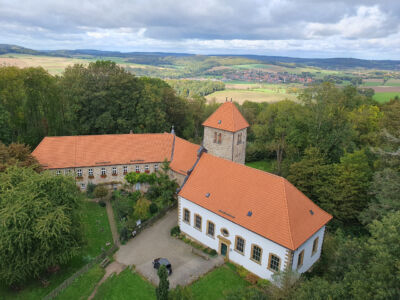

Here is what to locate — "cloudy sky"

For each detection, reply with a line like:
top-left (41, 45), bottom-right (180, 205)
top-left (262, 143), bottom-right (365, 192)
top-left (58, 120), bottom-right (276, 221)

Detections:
top-left (0, 0), bottom-right (399, 59)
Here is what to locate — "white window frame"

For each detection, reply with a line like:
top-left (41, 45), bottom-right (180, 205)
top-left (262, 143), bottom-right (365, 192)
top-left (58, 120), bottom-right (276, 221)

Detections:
top-left (88, 168), bottom-right (93, 177)
top-left (154, 164), bottom-right (159, 172)
top-left (77, 169), bottom-right (82, 177)
top-left (135, 182), bottom-right (141, 191)
top-left (112, 167), bottom-right (117, 175)
top-left (56, 170), bottom-right (61, 176)
top-left (123, 166), bottom-right (128, 174)
top-left (135, 165), bottom-right (140, 173)
top-left (101, 168), bottom-right (106, 176)
top-left (81, 183), bottom-right (86, 190)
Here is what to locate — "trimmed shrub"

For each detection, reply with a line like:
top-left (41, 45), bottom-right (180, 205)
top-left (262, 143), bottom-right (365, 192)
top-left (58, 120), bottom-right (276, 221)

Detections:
top-left (170, 225), bottom-right (181, 237)
top-left (209, 249), bottom-right (218, 256)
top-left (149, 203), bottom-right (158, 214)
top-left (120, 226), bottom-right (130, 243)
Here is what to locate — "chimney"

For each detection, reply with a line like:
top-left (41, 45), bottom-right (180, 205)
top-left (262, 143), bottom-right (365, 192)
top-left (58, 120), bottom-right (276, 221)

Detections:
top-left (230, 98), bottom-right (233, 102)
top-left (225, 97), bottom-right (228, 102)
top-left (171, 125), bottom-right (175, 135)
top-left (129, 129), bottom-right (133, 134)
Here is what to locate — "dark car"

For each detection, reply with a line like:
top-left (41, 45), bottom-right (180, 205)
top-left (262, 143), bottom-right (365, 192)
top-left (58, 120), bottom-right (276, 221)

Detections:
top-left (152, 258), bottom-right (172, 275)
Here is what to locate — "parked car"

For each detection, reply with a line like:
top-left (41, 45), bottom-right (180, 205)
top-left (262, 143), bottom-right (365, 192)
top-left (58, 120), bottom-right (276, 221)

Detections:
top-left (152, 258), bottom-right (172, 275)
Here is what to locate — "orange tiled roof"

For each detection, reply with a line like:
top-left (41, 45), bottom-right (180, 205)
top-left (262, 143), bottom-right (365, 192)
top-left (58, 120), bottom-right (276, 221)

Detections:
top-left (170, 137), bottom-right (200, 175)
top-left (202, 102), bottom-right (249, 132)
top-left (32, 133), bottom-right (174, 169)
top-left (178, 153), bottom-right (332, 250)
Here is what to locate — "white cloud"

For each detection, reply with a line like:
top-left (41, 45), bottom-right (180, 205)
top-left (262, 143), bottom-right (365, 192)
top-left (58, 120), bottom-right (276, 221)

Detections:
top-left (0, 0), bottom-right (399, 59)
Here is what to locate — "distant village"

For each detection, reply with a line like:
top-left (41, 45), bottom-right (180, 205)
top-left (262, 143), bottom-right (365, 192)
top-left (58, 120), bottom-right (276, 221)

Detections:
top-left (218, 69), bottom-right (314, 84)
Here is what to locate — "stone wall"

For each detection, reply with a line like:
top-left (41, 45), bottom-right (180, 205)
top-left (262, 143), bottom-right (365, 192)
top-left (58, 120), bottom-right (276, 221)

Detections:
top-left (203, 127), bottom-right (234, 162)
top-left (203, 126), bottom-right (247, 164)
top-left (169, 170), bottom-right (186, 187)
top-left (51, 162), bottom-right (161, 191)
top-left (232, 128), bottom-right (247, 165)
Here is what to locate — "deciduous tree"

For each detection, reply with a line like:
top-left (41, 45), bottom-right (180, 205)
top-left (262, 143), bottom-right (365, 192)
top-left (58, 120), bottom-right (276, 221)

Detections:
top-left (0, 166), bottom-right (83, 286)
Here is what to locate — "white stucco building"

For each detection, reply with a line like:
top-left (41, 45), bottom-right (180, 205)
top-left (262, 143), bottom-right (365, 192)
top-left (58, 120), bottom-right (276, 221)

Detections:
top-left (32, 100), bottom-right (332, 281)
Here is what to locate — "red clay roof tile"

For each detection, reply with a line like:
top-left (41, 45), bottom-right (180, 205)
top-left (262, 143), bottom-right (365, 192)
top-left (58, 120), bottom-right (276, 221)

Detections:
top-left (169, 137), bottom-right (200, 175)
top-left (32, 133), bottom-right (174, 169)
top-left (202, 102), bottom-right (249, 132)
top-left (178, 153), bottom-right (332, 250)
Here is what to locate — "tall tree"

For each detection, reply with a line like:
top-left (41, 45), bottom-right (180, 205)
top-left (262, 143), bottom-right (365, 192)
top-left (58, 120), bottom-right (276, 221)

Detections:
top-left (331, 150), bottom-right (373, 224)
top-left (0, 166), bottom-right (83, 286)
top-left (299, 83), bottom-right (358, 162)
top-left (156, 265), bottom-right (169, 300)
top-left (253, 100), bottom-right (307, 174)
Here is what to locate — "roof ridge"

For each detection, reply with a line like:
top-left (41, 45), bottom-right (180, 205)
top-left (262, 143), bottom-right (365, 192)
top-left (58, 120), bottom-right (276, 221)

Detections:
top-left (281, 177), bottom-right (295, 250)
top-left (42, 133), bottom-right (170, 139)
top-left (231, 102), bottom-right (235, 131)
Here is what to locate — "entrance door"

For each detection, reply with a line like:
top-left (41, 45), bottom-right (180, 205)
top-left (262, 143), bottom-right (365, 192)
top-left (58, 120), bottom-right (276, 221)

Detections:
top-left (220, 243), bottom-right (228, 256)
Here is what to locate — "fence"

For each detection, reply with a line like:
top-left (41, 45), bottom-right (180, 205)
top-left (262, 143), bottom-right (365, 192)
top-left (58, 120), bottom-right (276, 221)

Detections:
top-left (42, 245), bottom-right (118, 300)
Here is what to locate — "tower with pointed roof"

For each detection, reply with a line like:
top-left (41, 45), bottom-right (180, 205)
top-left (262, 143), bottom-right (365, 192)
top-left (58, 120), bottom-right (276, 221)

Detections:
top-left (202, 101), bottom-right (249, 164)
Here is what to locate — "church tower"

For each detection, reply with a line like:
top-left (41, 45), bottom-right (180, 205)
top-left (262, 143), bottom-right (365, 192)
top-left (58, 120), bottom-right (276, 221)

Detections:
top-left (202, 101), bottom-right (249, 164)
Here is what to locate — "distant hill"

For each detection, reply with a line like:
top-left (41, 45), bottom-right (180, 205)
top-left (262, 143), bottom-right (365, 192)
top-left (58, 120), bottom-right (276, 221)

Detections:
top-left (0, 44), bottom-right (399, 70)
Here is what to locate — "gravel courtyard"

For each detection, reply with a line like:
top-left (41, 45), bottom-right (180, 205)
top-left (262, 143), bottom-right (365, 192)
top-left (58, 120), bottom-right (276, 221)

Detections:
top-left (115, 209), bottom-right (224, 288)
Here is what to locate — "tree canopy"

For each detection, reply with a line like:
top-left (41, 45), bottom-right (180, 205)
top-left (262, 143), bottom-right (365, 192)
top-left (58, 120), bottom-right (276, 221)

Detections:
top-left (0, 167), bottom-right (83, 286)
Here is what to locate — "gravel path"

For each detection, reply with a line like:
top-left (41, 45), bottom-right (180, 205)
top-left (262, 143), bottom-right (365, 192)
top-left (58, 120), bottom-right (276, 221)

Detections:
top-left (116, 209), bottom-right (224, 288)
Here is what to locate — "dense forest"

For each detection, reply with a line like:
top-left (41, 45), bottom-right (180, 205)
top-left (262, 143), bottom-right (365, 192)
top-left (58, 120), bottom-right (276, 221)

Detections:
top-left (0, 61), bottom-right (399, 299)
top-left (166, 79), bottom-right (225, 97)
top-left (0, 61), bottom-right (219, 147)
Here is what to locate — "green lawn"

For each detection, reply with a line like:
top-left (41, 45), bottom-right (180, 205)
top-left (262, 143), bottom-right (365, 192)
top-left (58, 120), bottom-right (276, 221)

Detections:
top-left (92, 263), bottom-right (248, 300)
top-left (191, 264), bottom-right (249, 300)
top-left (373, 92), bottom-right (400, 103)
top-left (0, 200), bottom-right (113, 300)
top-left (246, 160), bottom-right (275, 173)
top-left (56, 265), bottom-right (105, 300)
top-left (94, 268), bottom-right (156, 300)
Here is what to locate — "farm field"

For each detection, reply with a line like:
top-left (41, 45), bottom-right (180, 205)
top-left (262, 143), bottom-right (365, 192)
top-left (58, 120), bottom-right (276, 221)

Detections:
top-left (0, 54), bottom-right (92, 74)
top-left (373, 92), bottom-right (400, 103)
top-left (0, 54), bottom-right (154, 75)
top-left (206, 83), bottom-right (298, 104)
top-left (205, 89), bottom-right (296, 104)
